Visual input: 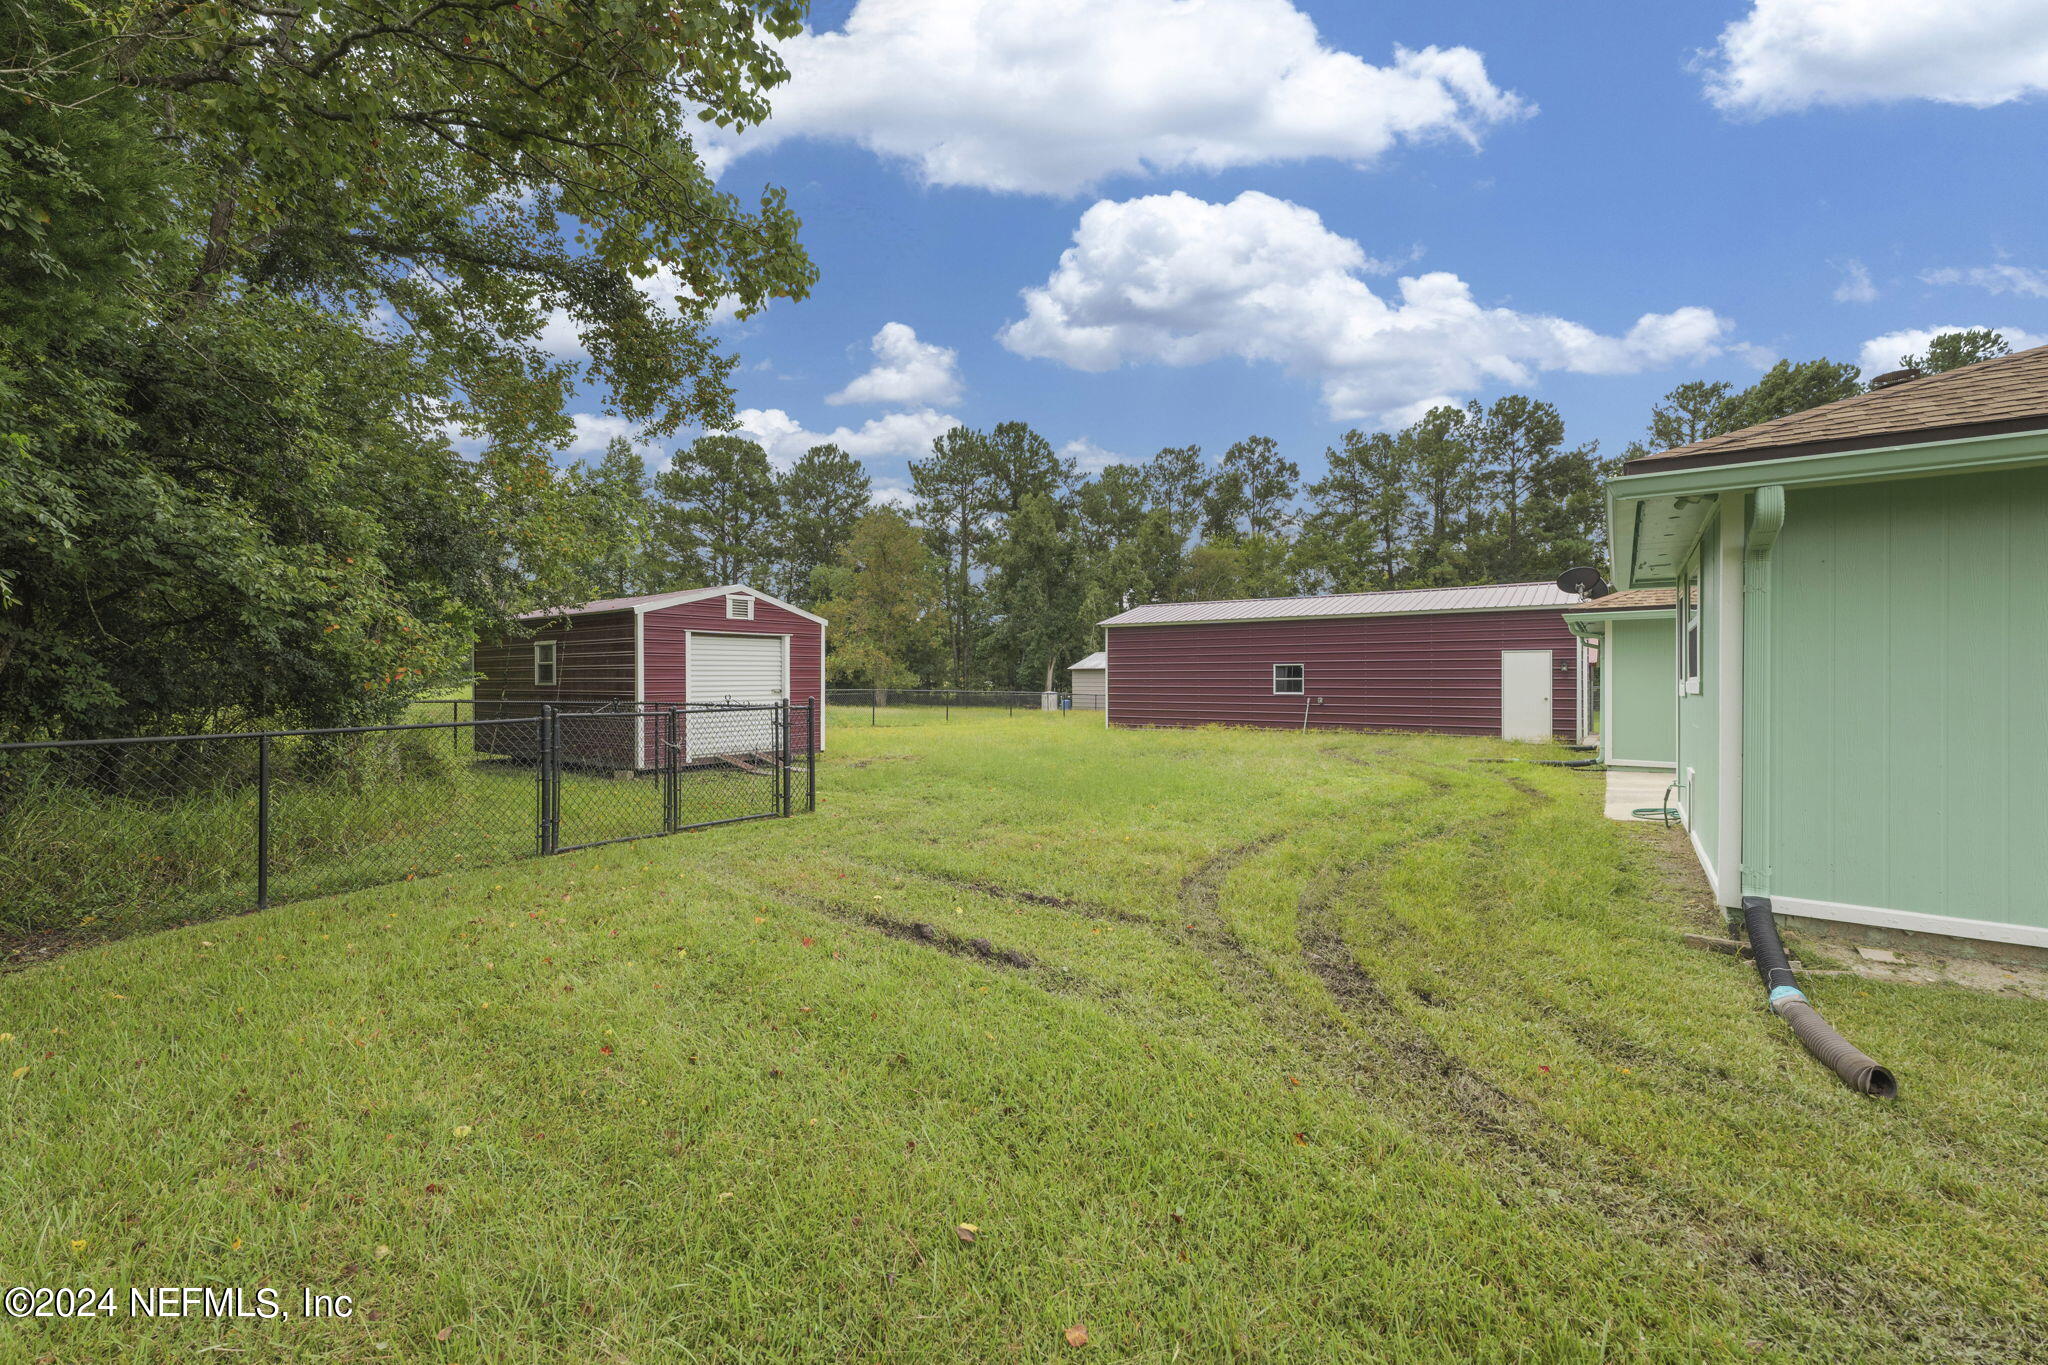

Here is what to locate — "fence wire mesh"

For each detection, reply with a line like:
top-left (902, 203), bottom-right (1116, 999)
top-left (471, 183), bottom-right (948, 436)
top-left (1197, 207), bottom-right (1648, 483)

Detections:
top-left (825, 688), bottom-right (1077, 726)
top-left (0, 701), bottom-right (814, 947)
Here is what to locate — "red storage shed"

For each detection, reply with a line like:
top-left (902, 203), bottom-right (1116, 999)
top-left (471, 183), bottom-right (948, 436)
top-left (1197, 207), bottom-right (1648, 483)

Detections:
top-left (471, 585), bottom-right (825, 767)
top-left (1099, 582), bottom-right (1587, 741)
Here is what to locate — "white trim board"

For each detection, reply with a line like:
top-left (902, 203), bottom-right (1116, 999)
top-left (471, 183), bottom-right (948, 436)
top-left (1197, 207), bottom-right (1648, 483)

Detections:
top-left (1771, 895), bottom-right (2048, 951)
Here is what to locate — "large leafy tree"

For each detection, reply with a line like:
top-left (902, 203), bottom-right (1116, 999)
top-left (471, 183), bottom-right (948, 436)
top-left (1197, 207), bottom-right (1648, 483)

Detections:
top-left (1299, 429), bottom-right (1409, 592)
top-left (775, 443), bottom-right (871, 607)
top-left (1141, 445), bottom-right (1208, 543)
top-left (815, 509), bottom-right (945, 691)
top-left (0, 0), bottom-right (815, 738)
top-left (984, 492), bottom-right (1084, 691)
top-left (1202, 435), bottom-right (1297, 538)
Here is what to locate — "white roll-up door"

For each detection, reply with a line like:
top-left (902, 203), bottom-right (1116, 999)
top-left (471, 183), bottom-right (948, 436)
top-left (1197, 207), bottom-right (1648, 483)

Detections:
top-left (686, 632), bottom-right (786, 757)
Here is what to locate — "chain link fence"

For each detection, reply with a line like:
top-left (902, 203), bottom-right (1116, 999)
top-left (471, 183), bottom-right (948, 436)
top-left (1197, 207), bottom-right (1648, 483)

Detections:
top-left (0, 701), bottom-right (815, 947)
top-left (825, 688), bottom-right (1079, 726)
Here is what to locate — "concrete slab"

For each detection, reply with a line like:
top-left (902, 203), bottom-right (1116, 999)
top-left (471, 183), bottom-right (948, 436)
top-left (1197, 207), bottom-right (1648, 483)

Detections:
top-left (1604, 767), bottom-right (1678, 823)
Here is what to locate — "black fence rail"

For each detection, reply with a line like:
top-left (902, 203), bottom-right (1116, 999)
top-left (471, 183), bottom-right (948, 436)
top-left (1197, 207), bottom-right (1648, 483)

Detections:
top-left (825, 688), bottom-right (1076, 725)
top-left (0, 701), bottom-right (815, 945)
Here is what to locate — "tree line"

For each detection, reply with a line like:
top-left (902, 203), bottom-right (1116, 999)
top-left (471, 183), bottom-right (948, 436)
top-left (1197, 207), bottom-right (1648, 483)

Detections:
top-left (568, 324), bottom-right (2016, 693)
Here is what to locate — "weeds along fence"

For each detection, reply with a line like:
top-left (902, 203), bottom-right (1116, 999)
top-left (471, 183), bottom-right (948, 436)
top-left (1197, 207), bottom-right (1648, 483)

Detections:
top-left (825, 688), bottom-right (1092, 725)
top-left (0, 701), bottom-right (816, 944)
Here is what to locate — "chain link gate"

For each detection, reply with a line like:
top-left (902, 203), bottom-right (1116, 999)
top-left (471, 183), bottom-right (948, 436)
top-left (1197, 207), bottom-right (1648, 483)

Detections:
top-left (537, 701), bottom-right (812, 854)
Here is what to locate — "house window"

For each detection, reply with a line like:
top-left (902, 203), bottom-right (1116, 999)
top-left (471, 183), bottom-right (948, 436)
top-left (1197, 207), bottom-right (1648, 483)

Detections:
top-left (726, 593), bottom-right (754, 621)
top-left (1273, 663), bottom-right (1305, 695)
top-left (533, 641), bottom-right (557, 687)
top-left (1679, 562), bottom-right (1701, 695)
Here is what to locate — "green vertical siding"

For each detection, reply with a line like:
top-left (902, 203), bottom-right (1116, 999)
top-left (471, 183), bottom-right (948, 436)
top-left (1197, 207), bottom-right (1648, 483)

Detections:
top-left (1759, 468), bottom-right (2048, 932)
top-left (1675, 517), bottom-right (1720, 890)
top-left (1606, 617), bottom-right (1676, 765)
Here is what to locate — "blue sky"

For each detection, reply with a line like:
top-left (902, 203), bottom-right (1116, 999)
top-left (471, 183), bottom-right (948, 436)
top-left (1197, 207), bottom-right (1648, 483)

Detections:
top-left (561, 0), bottom-right (2048, 502)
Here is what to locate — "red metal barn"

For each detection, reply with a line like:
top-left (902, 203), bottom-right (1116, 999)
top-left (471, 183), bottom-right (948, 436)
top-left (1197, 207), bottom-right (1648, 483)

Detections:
top-left (1099, 583), bottom-right (1587, 740)
top-left (471, 586), bottom-right (825, 768)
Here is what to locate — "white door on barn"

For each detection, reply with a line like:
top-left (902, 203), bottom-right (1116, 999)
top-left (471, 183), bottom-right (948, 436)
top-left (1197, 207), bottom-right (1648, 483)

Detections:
top-left (686, 632), bottom-right (786, 758)
top-left (1499, 649), bottom-right (1554, 742)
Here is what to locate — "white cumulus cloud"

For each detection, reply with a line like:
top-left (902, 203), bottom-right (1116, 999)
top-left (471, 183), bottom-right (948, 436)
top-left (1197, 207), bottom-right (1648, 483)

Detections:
top-left (1922, 263), bottom-right (2048, 298)
top-left (563, 413), bottom-right (656, 457)
top-left (703, 0), bottom-right (1529, 195)
top-left (828, 323), bottom-right (963, 406)
top-left (1060, 438), bottom-right (1125, 473)
top-left (731, 406), bottom-right (961, 469)
top-left (998, 191), bottom-right (1736, 425)
top-left (1858, 324), bottom-right (2048, 374)
top-left (1705, 0), bottom-right (2048, 114)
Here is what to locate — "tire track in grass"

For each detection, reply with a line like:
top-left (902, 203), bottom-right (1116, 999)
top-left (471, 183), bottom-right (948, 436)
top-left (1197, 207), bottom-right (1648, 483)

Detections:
top-left (1304, 757), bottom-right (2036, 1362)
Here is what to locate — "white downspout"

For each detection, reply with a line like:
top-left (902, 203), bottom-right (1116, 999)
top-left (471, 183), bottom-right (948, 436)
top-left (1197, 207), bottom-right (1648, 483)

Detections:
top-left (1715, 492), bottom-right (1745, 910)
top-left (1600, 621), bottom-right (1614, 764)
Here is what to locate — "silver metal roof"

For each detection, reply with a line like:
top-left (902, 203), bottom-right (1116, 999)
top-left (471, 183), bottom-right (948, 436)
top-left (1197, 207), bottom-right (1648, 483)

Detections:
top-left (1069, 651), bottom-right (1108, 671)
top-left (1099, 581), bottom-right (1580, 628)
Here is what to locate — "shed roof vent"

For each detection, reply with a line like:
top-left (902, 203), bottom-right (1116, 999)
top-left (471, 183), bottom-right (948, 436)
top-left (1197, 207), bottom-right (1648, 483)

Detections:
top-left (1867, 366), bottom-right (1923, 391)
top-left (726, 593), bottom-right (754, 620)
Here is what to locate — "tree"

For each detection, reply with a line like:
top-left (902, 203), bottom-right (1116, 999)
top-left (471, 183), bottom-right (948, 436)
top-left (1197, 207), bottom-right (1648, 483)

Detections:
top-left (983, 421), bottom-right (1073, 517)
top-left (1074, 465), bottom-right (1152, 556)
top-left (1622, 380), bottom-right (1737, 460)
top-left (1902, 329), bottom-right (2010, 374)
top-left (984, 493), bottom-right (1085, 690)
top-left (1078, 510), bottom-right (1182, 635)
top-left (573, 439), bottom-right (653, 599)
top-left (1300, 430), bottom-right (1409, 591)
top-left (649, 435), bottom-right (780, 587)
top-left (910, 426), bottom-right (995, 684)
top-left (776, 444), bottom-right (871, 606)
top-left (815, 510), bottom-right (945, 692)
top-left (1203, 435), bottom-right (1297, 537)
top-left (1403, 406), bottom-right (1481, 585)
top-left (1721, 358), bottom-right (1863, 430)
top-left (1141, 445), bottom-right (1208, 543)
top-left (1466, 395), bottom-right (1567, 581)
top-left (0, 0), bottom-right (816, 737)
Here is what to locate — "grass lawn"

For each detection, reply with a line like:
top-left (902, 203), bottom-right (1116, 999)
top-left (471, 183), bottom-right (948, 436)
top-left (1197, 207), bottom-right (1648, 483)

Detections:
top-left (2, 715), bottom-right (2043, 1362)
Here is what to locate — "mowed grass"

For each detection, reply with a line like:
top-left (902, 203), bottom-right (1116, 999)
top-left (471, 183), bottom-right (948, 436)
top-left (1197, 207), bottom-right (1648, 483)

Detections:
top-left (2, 715), bottom-right (2044, 1362)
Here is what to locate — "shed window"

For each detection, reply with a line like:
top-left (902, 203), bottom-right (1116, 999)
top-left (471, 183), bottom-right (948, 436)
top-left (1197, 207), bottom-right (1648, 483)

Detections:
top-left (533, 641), bottom-right (557, 687)
top-left (726, 593), bottom-right (754, 621)
top-left (1678, 563), bottom-right (1701, 695)
top-left (1273, 663), bottom-right (1305, 695)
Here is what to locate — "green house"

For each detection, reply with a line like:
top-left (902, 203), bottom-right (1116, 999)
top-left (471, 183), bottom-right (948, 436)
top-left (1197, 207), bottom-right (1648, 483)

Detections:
top-left (1605, 345), bottom-right (2048, 955)
top-left (1563, 589), bottom-right (1675, 769)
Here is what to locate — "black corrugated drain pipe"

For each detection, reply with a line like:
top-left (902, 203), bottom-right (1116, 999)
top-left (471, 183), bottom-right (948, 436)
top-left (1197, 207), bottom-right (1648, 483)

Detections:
top-left (1742, 896), bottom-right (1898, 1099)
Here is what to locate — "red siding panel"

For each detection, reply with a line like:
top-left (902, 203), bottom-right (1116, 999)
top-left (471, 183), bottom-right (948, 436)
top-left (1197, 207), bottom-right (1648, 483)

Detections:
top-left (1105, 609), bottom-right (1581, 738)
top-left (643, 594), bottom-right (825, 753)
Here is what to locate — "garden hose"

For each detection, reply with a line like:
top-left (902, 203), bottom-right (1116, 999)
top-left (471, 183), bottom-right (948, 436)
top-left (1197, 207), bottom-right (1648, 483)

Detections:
top-left (1632, 781), bottom-right (1681, 826)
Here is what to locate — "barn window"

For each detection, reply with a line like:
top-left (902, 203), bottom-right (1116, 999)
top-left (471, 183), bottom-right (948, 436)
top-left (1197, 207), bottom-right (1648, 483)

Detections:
top-left (533, 641), bottom-right (558, 686)
top-left (1273, 663), bottom-right (1305, 695)
top-left (726, 593), bottom-right (754, 620)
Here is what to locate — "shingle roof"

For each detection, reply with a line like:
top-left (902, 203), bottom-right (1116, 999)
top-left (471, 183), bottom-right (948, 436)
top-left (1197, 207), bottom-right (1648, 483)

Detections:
top-left (1069, 651), bottom-right (1108, 672)
top-left (1100, 581), bottom-right (1579, 628)
top-left (1586, 588), bottom-right (1674, 610)
top-left (1625, 344), bottom-right (2048, 472)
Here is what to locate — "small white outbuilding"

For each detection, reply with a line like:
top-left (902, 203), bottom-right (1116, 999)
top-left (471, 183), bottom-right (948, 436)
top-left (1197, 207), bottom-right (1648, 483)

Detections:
top-left (1068, 651), bottom-right (1107, 711)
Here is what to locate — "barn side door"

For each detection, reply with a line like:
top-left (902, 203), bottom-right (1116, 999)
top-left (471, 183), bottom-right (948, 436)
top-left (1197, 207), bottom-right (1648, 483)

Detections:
top-left (1500, 649), bottom-right (1555, 742)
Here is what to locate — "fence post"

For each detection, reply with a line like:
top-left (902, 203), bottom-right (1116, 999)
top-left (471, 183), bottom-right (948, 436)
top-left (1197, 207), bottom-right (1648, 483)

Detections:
top-left (779, 702), bottom-right (792, 817)
top-left (666, 706), bottom-right (680, 833)
top-left (451, 700), bottom-right (460, 755)
top-left (539, 705), bottom-right (557, 855)
top-left (805, 698), bottom-right (817, 814)
top-left (255, 733), bottom-right (271, 910)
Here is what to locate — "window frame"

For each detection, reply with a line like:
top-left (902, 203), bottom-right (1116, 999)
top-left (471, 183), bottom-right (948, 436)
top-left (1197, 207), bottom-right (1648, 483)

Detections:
top-left (1272, 663), bottom-right (1306, 696)
top-left (726, 593), bottom-right (754, 621)
top-left (533, 640), bottom-right (558, 687)
top-left (1678, 559), bottom-right (1701, 696)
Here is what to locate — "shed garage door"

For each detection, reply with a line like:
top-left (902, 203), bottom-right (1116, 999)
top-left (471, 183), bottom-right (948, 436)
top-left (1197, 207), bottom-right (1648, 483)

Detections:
top-left (687, 632), bottom-right (785, 758)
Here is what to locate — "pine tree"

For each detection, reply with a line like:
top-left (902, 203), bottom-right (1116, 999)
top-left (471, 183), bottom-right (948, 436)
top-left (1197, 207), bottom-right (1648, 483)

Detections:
top-left (776, 443), bottom-right (871, 606)
top-left (574, 438), bottom-right (653, 598)
top-left (649, 435), bottom-right (780, 586)
top-left (814, 510), bottom-right (945, 692)
top-left (910, 426), bottom-right (995, 685)
top-left (1141, 445), bottom-right (1208, 543)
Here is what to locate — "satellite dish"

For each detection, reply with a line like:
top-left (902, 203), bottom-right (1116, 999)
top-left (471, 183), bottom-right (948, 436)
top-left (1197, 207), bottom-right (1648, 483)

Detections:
top-left (1555, 566), bottom-right (1612, 599)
